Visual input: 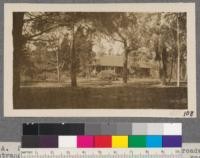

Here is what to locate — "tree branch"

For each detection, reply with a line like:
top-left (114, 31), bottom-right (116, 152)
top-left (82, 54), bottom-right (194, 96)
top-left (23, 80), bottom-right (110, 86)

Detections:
top-left (25, 25), bottom-right (60, 41)
top-left (112, 20), bottom-right (126, 42)
top-left (23, 12), bottom-right (45, 23)
top-left (29, 38), bottom-right (54, 42)
top-left (100, 30), bottom-right (124, 43)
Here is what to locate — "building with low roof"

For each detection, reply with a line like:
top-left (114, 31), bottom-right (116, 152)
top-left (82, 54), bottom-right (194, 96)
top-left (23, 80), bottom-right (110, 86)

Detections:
top-left (92, 55), bottom-right (158, 78)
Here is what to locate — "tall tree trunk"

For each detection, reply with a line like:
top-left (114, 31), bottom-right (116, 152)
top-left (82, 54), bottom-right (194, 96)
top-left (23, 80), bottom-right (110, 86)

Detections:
top-left (158, 13), bottom-right (168, 86)
top-left (70, 25), bottom-right (77, 87)
top-left (157, 13), bottom-right (163, 84)
top-left (168, 56), bottom-right (174, 84)
top-left (123, 49), bottom-right (129, 84)
top-left (176, 14), bottom-right (180, 87)
top-left (161, 48), bottom-right (168, 85)
top-left (13, 12), bottom-right (25, 104)
top-left (56, 49), bottom-right (60, 82)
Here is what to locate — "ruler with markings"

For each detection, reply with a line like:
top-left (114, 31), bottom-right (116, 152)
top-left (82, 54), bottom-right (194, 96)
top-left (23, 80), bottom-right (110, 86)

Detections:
top-left (20, 148), bottom-right (182, 158)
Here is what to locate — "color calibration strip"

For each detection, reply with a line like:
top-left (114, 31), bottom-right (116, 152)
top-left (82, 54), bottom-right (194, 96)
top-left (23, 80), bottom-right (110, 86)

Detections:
top-left (22, 123), bottom-right (182, 148)
top-left (22, 135), bottom-right (182, 148)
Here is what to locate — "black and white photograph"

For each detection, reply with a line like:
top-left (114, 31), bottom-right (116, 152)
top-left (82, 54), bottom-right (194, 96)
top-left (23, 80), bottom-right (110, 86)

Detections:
top-left (4, 3), bottom-right (196, 117)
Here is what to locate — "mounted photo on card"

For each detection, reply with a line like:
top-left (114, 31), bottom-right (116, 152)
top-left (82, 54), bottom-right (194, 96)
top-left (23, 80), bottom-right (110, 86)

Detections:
top-left (4, 3), bottom-right (196, 117)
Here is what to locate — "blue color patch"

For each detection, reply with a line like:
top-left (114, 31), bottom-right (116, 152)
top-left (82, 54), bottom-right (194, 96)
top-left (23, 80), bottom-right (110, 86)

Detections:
top-left (146, 136), bottom-right (162, 147)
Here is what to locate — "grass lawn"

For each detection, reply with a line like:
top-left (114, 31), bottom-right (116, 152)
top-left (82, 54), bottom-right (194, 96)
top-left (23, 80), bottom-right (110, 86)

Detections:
top-left (14, 80), bottom-right (187, 109)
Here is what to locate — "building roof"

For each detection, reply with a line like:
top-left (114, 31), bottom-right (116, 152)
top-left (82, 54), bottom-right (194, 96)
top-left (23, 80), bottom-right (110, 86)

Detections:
top-left (94, 55), bottom-right (123, 67)
top-left (93, 55), bottom-right (153, 68)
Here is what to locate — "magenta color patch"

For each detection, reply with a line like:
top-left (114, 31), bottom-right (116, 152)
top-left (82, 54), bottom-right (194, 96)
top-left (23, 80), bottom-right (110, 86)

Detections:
top-left (77, 136), bottom-right (94, 148)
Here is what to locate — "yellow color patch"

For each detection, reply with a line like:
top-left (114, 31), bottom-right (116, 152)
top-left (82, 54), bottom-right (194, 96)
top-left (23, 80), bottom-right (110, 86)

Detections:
top-left (112, 136), bottom-right (128, 148)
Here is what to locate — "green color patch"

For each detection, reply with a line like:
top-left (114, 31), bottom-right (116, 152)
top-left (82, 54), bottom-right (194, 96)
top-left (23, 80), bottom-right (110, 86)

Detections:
top-left (128, 135), bottom-right (146, 148)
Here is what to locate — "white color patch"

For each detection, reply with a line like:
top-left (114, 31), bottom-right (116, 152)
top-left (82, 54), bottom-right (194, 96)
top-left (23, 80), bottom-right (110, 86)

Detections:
top-left (58, 136), bottom-right (77, 148)
top-left (163, 123), bottom-right (182, 135)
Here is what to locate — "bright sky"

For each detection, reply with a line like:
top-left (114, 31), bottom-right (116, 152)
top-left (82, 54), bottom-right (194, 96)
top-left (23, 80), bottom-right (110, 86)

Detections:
top-left (92, 38), bottom-right (124, 56)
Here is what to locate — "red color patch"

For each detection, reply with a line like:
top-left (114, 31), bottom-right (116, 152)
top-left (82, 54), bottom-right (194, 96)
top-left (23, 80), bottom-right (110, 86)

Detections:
top-left (94, 136), bottom-right (112, 148)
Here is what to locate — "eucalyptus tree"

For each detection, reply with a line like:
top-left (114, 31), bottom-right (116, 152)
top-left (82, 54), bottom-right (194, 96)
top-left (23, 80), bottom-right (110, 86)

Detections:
top-left (60, 24), bottom-right (95, 80)
top-left (93, 12), bottom-right (141, 83)
top-left (13, 12), bottom-right (25, 102)
top-left (163, 13), bottom-right (187, 86)
top-left (14, 12), bottom-right (96, 88)
top-left (13, 12), bottom-right (63, 100)
top-left (155, 13), bottom-right (186, 85)
top-left (53, 12), bottom-right (95, 87)
top-left (143, 12), bottom-right (187, 85)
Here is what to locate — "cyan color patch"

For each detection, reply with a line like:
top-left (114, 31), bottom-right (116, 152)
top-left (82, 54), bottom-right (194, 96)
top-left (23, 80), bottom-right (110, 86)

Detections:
top-left (146, 136), bottom-right (162, 147)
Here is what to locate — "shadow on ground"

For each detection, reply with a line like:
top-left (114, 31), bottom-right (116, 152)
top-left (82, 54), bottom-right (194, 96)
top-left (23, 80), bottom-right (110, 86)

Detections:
top-left (14, 80), bottom-right (187, 109)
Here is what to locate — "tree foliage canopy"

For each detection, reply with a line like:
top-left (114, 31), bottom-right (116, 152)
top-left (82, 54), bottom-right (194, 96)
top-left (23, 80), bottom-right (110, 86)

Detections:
top-left (17, 12), bottom-right (187, 85)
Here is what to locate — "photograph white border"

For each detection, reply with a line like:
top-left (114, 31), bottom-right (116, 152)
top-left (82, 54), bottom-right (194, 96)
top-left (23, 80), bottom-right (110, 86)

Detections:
top-left (4, 3), bottom-right (196, 117)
